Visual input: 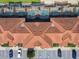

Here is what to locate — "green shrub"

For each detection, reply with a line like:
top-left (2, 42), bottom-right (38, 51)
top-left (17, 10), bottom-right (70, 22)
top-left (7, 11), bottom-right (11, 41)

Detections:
top-left (67, 43), bottom-right (76, 47)
top-left (53, 43), bottom-right (59, 47)
top-left (1, 42), bottom-right (9, 47)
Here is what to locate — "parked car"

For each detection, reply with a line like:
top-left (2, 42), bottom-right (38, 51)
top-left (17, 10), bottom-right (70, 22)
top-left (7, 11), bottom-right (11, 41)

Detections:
top-left (18, 48), bottom-right (22, 58)
top-left (9, 49), bottom-right (13, 58)
top-left (72, 49), bottom-right (77, 59)
top-left (57, 48), bottom-right (62, 58)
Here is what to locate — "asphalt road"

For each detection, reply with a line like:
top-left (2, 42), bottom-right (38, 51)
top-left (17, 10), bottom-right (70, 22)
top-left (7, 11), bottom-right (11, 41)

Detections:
top-left (0, 47), bottom-right (79, 59)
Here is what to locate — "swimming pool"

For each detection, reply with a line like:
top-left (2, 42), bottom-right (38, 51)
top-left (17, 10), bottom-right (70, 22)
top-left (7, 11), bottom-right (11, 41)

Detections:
top-left (40, 10), bottom-right (49, 16)
top-left (27, 10), bottom-right (36, 16)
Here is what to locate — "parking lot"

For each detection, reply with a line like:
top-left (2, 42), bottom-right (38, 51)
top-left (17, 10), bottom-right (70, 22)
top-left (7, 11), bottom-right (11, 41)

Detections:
top-left (0, 47), bottom-right (79, 59)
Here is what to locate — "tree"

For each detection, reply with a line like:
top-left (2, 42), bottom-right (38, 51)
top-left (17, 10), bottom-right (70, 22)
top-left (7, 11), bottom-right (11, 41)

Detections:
top-left (27, 48), bottom-right (35, 59)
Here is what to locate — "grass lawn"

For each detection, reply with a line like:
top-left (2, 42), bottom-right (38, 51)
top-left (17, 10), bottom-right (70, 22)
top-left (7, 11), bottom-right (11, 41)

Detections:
top-left (0, 0), bottom-right (40, 3)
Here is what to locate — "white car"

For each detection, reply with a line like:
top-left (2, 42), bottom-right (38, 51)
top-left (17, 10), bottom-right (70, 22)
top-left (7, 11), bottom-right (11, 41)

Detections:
top-left (18, 48), bottom-right (22, 58)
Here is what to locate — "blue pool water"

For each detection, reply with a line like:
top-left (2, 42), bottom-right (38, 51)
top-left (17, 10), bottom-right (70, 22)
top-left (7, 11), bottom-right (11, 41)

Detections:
top-left (40, 10), bottom-right (49, 16)
top-left (27, 10), bottom-right (36, 16)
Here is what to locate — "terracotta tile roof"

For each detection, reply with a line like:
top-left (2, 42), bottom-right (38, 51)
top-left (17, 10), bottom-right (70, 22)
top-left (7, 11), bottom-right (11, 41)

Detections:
top-left (0, 36), bottom-right (3, 45)
top-left (62, 33), bottom-right (72, 40)
top-left (72, 24), bottom-right (79, 33)
top-left (0, 18), bottom-right (25, 31)
top-left (10, 23), bottom-right (30, 33)
top-left (24, 36), bottom-right (51, 48)
top-left (0, 17), bottom-right (79, 48)
top-left (41, 35), bottom-right (52, 47)
top-left (6, 33), bottom-right (14, 40)
top-left (46, 24), bottom-right (62, 33)
top-left (34, 41), bottom-right (42, 46)
top-left (24, 22), bottom-right (50, 35)
top-left (0, 29), bottom-right (3, 33)
top-left (53, 17), bottom-right (79, 30)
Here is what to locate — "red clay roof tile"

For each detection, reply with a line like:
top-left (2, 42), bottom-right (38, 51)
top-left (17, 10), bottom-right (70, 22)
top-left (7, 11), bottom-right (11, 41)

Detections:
top-left (53, 17), bottom-right (79, 30)
top-left (0, 18), bottom-right (25, 31)
top-left (10, 23), bottom-right (30, 33)
top-left (0, 17), bottom-right (79, 48)
top-left (72, 24), bottom-right (79, 33)
top-left (24, 22), bottom-right (50, 35)
top-left (46, 25), bottom-right (62, 33)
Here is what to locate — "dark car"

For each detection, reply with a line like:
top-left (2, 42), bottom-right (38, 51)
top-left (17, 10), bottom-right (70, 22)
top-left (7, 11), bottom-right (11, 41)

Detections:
top-left (72, 49), bottom-right (77, 59)
top-left (57, 48), bottom-right (62, 58)
top-left (9, 49), bottom-right (13, 58)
